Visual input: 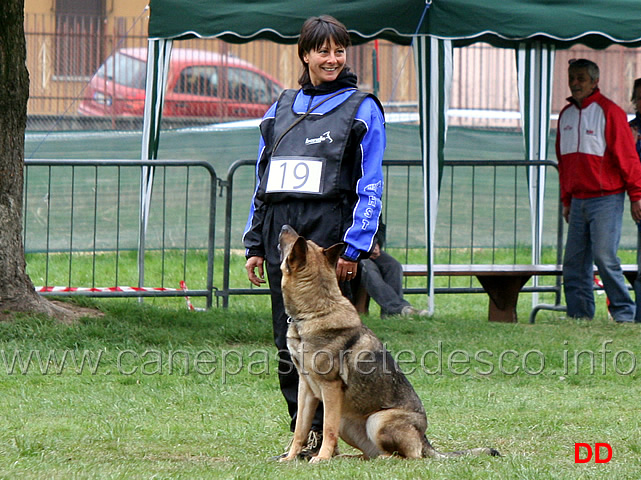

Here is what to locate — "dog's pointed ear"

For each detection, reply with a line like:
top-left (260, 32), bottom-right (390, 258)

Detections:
top-left (287, 236), bottom-right (308, 271)
top-left (323, 243), bottom-right (344, 268)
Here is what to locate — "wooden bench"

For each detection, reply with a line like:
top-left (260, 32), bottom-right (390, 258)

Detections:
top-left (355, 263), bottom-right (638, 323)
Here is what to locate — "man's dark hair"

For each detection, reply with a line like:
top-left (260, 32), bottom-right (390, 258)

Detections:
top-left (631, 78), bottom-right (641, 102)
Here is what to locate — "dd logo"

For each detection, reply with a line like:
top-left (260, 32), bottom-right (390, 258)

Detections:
top-left (574, 443), bottom-right (612, 463)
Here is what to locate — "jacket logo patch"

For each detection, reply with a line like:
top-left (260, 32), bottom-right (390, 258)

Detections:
top-left (585, 129), bottom-right (596, 136)
top-left (305, 131), bottom-right (333, 145)
top-left (365, 181), bottom-right (383, 195)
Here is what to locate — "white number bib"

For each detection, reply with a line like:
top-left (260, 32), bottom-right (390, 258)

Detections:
top-left (265, 156), bottom-right (324, 194)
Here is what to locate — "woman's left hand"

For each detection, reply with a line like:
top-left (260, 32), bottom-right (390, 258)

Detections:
top-left (337, 258), bottom-right (358, 283)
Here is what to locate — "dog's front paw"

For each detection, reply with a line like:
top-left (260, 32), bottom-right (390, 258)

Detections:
top-left (278, 453), bottom-right (299, 462)
top-left (309, 454), bottom-right (332, 464)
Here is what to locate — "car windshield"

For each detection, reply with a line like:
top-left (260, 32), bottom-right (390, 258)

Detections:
top-left (96, 51), bottom-right (146, 90)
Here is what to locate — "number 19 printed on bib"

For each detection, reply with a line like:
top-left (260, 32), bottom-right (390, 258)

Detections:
top-left (265, 157), bottom-right (324, 194)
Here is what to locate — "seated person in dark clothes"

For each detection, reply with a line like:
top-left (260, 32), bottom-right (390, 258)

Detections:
top-left (358, 228), bottom-right (429, 318)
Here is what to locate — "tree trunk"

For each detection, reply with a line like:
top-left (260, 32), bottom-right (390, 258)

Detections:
top-left (0, 0), bottom-right (72, 320)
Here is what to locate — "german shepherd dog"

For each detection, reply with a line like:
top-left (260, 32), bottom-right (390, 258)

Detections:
top-left (277, 225), bottom-right (500, 463)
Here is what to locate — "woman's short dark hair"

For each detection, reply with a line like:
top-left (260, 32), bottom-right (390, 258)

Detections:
top-left (297, 15), bottom-right (351, 86)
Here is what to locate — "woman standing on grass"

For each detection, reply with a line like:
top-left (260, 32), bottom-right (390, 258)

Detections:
top-left (242, 15), bottom-right (386, 458)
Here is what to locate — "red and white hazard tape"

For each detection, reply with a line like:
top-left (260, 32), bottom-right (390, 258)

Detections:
top-left (180, 280), bottom-right (206, 311)
top-left (35, 283), bottom-right (206, 311)
top-left (35, 286), bottom-right (180, 293)
top-left (593, 275), bottom-right (612, 320)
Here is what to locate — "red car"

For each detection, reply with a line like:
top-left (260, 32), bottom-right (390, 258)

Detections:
top-left (79, 47), bottom-right (284, 120)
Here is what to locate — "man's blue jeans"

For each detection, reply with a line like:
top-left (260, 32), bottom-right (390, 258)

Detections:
top-left (563, 193), bottom-right (635, 322)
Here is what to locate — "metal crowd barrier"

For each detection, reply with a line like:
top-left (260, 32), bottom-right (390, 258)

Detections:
top-left (218, 159), bottom-right (565, 308)
top-left (23, 159), bottom-right (217, 308)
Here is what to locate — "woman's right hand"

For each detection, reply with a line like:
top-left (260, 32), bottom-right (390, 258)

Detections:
top-left (245, 256), bottom-right (266, 286)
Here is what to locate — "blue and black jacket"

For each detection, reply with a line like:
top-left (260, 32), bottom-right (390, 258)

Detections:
top-left (243, 72), bottom-right (385, 265)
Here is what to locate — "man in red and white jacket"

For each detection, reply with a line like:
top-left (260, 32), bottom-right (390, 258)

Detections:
top-left (556, 58), bottom-right (641, 323)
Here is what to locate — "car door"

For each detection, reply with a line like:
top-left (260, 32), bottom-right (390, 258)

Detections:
top-left (225, 67), bottom-right (274, 118)
top-left (165, 65), bottom-right (224, 118)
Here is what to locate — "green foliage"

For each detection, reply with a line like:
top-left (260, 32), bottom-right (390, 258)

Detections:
top-left (1, 294), bottom-right (640, 479)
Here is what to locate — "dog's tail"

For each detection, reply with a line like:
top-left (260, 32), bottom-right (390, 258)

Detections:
top-left (421, 435), bottom-right (501, 458)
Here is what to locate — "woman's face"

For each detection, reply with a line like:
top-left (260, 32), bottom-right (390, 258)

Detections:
top-left (303, 38), bottom-right (346, 86)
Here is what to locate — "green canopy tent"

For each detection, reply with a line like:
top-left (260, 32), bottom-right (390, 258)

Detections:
top-left (143, 0), bottom-right (641, 313)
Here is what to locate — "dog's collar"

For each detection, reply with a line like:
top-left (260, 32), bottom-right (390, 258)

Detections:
top-left (287, 315), bottom-right (302, 324)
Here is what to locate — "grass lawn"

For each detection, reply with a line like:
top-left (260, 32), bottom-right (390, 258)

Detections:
top-left (1, 290), bottom-right (640, 479)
